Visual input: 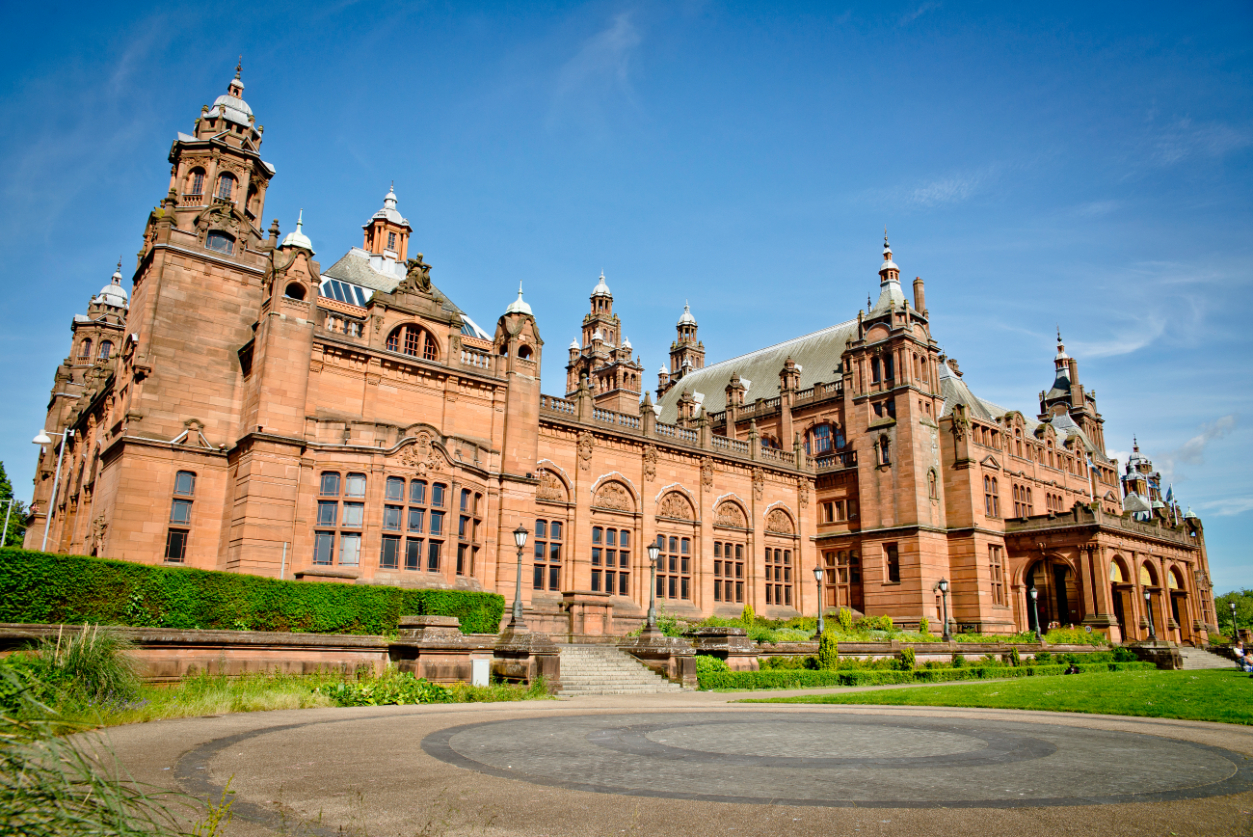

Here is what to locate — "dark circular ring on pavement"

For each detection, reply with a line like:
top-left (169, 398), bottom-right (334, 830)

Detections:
top-left (420, 711), bottom-right (1253, 808)
top-left (585, 717), bottom-right (1056, 768)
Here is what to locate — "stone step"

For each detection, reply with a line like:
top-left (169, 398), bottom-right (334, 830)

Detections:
top-left (557, 644), bottom-right (683, 696)
top-left (1180, 647), bottom-right (1239, 670)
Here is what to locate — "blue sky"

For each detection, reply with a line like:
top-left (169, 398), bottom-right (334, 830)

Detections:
top-left (1, 2), bottom-right (1250, 590)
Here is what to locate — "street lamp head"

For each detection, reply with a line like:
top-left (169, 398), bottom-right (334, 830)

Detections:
top-left (938, 578), bottom-right (949, 594)
top-left (32, 431), bottom-right (51, 446)
top-left (813, 566), bottom-right (823, 582)
top-left (1143, 589), bottom-right (1151, 602)
top-left (513, 524), bottom-right (529, 549)
top-left (1029, 587), bottom-right (1038, 600)
top-left (647, 542), bottom-right (660, 565)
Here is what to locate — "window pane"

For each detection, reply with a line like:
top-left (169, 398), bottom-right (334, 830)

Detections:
top-left (606, 529), bottom-right (616, 546)
top-left (164, 529), bottom-right (188, 562)
top-left (314, 532), bottom-right (334, 565)
top-left (535, 542), bottom-right (545, 559)
top-left (432, 483), bottom-right (446, 507)
top-left (427, 541), bottom-right (441, 572)
top-left (551, 521), bottom-right (562, 541)
top-left (549, 543), bottom-right (561, 562)
top-left (535, 519), bottom-right (547, 539)
top-left (170, 499), bottom-right (192, 525)
top-left (592, 547), bottom-right (601, 566)
top-left (592, 527), bottom-right (602, 544)
top-left (320, 473), bottom-right (340, 496)
top-left (429, 512), bottom-right (443, 536)
top-left (317, 501), bottom-right (337, 526)
top-left (606, 571), bottom-right (616, 592)
top-left (383, 506), bottom-right (402, 531)
top-left (459, 516), bottom-right (469, 538)
top-left (404, 538), bottom-right (422, 570)
top-left (591, 570), bottom-right (601, 592)
top-left (619, 573), bottom-right (628, 595)
top-left (408, 508), bottom-right (424, 532)
top-left (533, 565), bottom-right (544, 590)
top-left (386, 477), bottom-right (404, 502)
top-left (174, 471), bottom-right (196, 496)
top-left (619, 530), bottom-right (629, 548)
top-left (410, 480), bottom-right (427, 504)
top-left (605, 550), bottom-right (615, 566)
top-left (345, 474), bottom-right (366, 497)
top-left (461, 489), bottom-right (470, 511)
top-left (620, 551), bottom-right (629, 568)
top-left (550, 566), bottom-right (560, 590)
top-left (380, 535), bottom-right (400, 569)
top-left (339, 533), bottom-right (361, 566)
top-left (714, 543), bottom-right (722, 558)
top-left (342, 503), bottom-right (364, 528)
top-left (681, 538), bottom-right (690, 555)
top-left (681, 577), bottom-right (690, 599)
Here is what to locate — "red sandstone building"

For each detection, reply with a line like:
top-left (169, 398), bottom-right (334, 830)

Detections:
top-left (27, 72), bottom-right (1219, 643)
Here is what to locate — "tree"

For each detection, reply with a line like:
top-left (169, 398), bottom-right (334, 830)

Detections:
top-left (0, 460), bottom-right (29, 548)
top-left (817, 627), bottom-right (839, 671)
top-left (1215, 589), bottom-right (1253, 637)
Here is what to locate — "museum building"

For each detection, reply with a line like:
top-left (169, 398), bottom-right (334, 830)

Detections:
top-left (26, 71), bottom-right (1220, 643)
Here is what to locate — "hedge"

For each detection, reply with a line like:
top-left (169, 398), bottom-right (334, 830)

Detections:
top-left (698, 661), bottom-right (1155, 690)
top-left (0, 548), bottom-right (504, 635)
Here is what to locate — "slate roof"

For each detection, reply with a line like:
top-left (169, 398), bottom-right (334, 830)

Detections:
top-left (655, 320), bottom-right (858, 423)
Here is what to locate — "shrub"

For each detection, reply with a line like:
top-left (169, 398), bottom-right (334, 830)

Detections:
top-left (836, 607), bottom-right (855, 633)
top-left (951, 654), bottom-right (966, 668)
top-left (898, 647), bottom-right (916, 671)
top-left (1044, 627), bottom-right (1108, 646)
top-left (759, 656), bottom-right (816, 670)
top-left (1007, 646), bottom-right (1021, 668)
top-left (0, 548), bottom-right (504, 635)
top-left (855, 614), bottom-right (894, 632)
top-left (698, 660), bottom-right (1154, 690)
top-left (1035, 650), bottom-right (1053, 664)
top-left (918, 616), bottom-right (929, 636)
top-left (695, 655), bottom-right (729, 676)
top-left (1113, 646), bottom-right (1138, 663)
top-left (817, 629), bottom-right (840, 671)
top-left (317, 669), bottom-right (452, 706)
top-left (741, 604), bottom-right (756, 628)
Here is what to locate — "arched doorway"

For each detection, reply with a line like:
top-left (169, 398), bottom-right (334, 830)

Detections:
top-left (1025, 558), bottom-right (1081, 631)
top-left (1109, 556), bottom-right (1133, 639)
top-left (1168, 566), bottom-right (1191, 644)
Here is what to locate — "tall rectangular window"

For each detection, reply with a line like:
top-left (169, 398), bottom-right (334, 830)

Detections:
top-left (164, 471), bottom-right (196, 563)
top-left (380, 535), bottom-right (400, 569)
top-left (885, 543), bottom-right (901, 584)
top-left (765, 547), bottom-right (792, 606)
top-left (989, 545), bottom-right (1006, 606)
top-left (534, 519), bottom-right (564, 591)
top-left (317, 471), bottom-right (366, 569)
top-left (592, 526), bottom-right (631, 595)
top-left (655, 533), bottom-right (689, 599)
top-left (984, 476), bottom-right (1000, 518)
top-left (713, 541), bottom-right (744, 604)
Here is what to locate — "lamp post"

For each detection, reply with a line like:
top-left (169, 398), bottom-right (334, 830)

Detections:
top-left (937, 578), bottom-right (951, 641)
top-left (1231, 600), bottom-right (1240, 642)
top-left (1029, 587), bottom-right (1042, 642)
top-left (32, 429), bottom-right (72, 552)
top-left (813, 566), bottom-right (825, 639)
top-left (645, 541), bottom-right (660, 632)
top-left (1144, 588), bottom-right (1156, 641)
top-left (507, 524), bottom-right (529, 631)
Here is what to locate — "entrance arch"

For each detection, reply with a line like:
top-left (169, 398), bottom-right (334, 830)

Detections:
top-left (1024, 557), bottom-right (1081, 631)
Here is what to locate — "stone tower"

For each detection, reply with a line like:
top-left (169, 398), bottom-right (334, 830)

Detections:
top-left (565, 272), bottom-right (643, 413)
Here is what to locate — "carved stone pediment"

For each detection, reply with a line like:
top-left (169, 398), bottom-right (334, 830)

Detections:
top-left (765, 508), bottom-right (794, 535)
top-left (536, 469), bottom-right (568, 503)
top-left (394, 430), bottom-right (447, 476)
top-left (715, 501), bottom-right (746, 529)
top-left (658, 491), bottom-right (694, 521)
top-left (593, 481), bottom-right (632, 512)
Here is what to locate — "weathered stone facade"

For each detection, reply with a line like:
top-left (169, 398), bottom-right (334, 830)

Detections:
top-left (27, 72), bottom-right (1219, 642)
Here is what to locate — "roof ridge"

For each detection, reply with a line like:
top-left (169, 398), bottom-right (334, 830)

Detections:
top-left (689, 318), bottom-right (858, 374)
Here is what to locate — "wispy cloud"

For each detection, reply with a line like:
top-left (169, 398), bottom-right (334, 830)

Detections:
top-left (1148, 117), bottom-right (1252, 166)
top-left (1158, 414), bottom-right (1239, 483)
top-left (549, 12), bottom-right (643, 131)
top-left (1073, 200), bottom-right (1119, 217)
top-left (1196, 496), bottom-right (1253, 517)
top-left (899, 2), bottom-right (941, 25)
top-left (901, 164), bottom-right (1001, 208)
top-left (1070, 314), bottom-right (1166, 358)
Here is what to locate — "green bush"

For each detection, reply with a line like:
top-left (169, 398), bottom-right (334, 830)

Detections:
top-left (951, 654), bottom-right (966, 668)
top-left (898, 647), bottom-right (916, 671)
top-left (817, 629), bottom-right (840, 671)
top-left (1044, 627), bottom-right (1109, 646)
top-left (695, 655), bottom-right (729, 676)
top-left (1007, 646), bottom-right (1021, 667)
top-left (698, 661), bottom-right (1154, 690)
top-left (836, 607), bottom-right (855, 633)
top-left (759, 655), bottom-right (816, 670)
top-left (317, 670), bottom-right (452, 706)
top-left (855, 614), bottom-right (894, 632)
top-left (0, 548), bottom-right (504, 635)
top-left (1112, 646), bottom-right (1138, 662)
top-left (741, 604), bottom-right (756, 628)
top-left (918, 616), bottom-right (929, 636)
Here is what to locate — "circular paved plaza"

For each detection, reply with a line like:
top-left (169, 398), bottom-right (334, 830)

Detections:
top-left (103, 694), bottom-right (1253, 836)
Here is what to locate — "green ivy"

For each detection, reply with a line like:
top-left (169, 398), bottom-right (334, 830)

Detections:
top-left (0, 548), bottom-right (504, 635)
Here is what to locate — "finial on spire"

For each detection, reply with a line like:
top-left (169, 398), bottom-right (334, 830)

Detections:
top-left (296, 209), bottom-right (304, 231)
top-left (235, 56), bottom-right (242, 79)
top-left (868, 293), bottom-right (872, 309)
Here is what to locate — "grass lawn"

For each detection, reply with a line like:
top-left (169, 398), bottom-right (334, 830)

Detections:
top-left (742, 668), bottom-right (1253, 725)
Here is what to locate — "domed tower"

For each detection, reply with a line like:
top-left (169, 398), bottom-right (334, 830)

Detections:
top-left (565, 272), bottom-right (643, 413)
top-left (362, 184), bottom-right (412, 262)
top-left (668, 302), bottom-right (705, 382)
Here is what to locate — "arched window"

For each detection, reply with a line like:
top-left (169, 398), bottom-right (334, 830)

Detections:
top-left (283, 283), bottom-right (306, 300)
top-left (216, 172), bottom-right (236, 201)
top-left (78, 338), bottom-right (92, 360)
top-left (517, 344), bottom-right (533, 360)
top-left (97, 341), bottom-right (113, 361)
top-left (205, 231), bottom-right (235, 254)
top-left (807, 424), bottom-right (832, 455)
top-left (386, 324), bottom-right (439, 361)
top-left (185, 167), bottom-right (205, 197)
top-left (871, 357), bottom-right (881, 383)
top-left (246, 185), bottom-right (259, 217)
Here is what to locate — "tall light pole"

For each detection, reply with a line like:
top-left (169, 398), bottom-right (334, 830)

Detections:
top-left (1, 496), bottom-right (13, 548)
top-left (1231, 600), bottom-right (1240, 642)
top-left (645, 541), bottom-right (660, 632)
top-left (813, 566), bottom-right (825, 639)
top-left (937, 578), bottom-right (951, 641)
top-left (508, 524), bottom-right (529, 631)
top-left (1144, 588), bottom-right (1156, 641)
top-left (1029, 587), bottom-right (1042, 642)
top-left (32, 429), bottom-right (72, 552)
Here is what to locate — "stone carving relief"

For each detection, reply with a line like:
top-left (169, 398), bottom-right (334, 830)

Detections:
top-left (752, 467), bottom-right (765, 501)
top-left (700, 458), bottom-right (714, 489)
top-left (765, 508), bottom-right (794, 535)
top-left (593, 481), bottom-right (632, 512)
top-left (950, 403), bottom-right (969, 441)
top-left (402, 253), bottom-right (433, 293)
top-left (715, 501), bottom-right (747, 529)
top-left (397, 430), bottom-right (445, 476)
top-left (798, 480), bottom-right (810, 508)
top-left (658, 491), bottom-right (695, 521)
top-left (89, 515), bottom-right (108, 556)
top-left (577, 432), bottom-right (594, 471)
top-left (642, 445), bottom-right (658, 481)
top-left (536, 469), bottom-right (568, 503)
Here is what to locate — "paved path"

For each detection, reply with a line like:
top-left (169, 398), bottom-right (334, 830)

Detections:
top-left (101, 688), bottom-right (1253, 836)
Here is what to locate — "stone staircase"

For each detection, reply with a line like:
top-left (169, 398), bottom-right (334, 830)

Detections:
top-left (557, 645), bottom-right (685, 696)
top-left (1180, 647), bottom-right (1240, 670)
